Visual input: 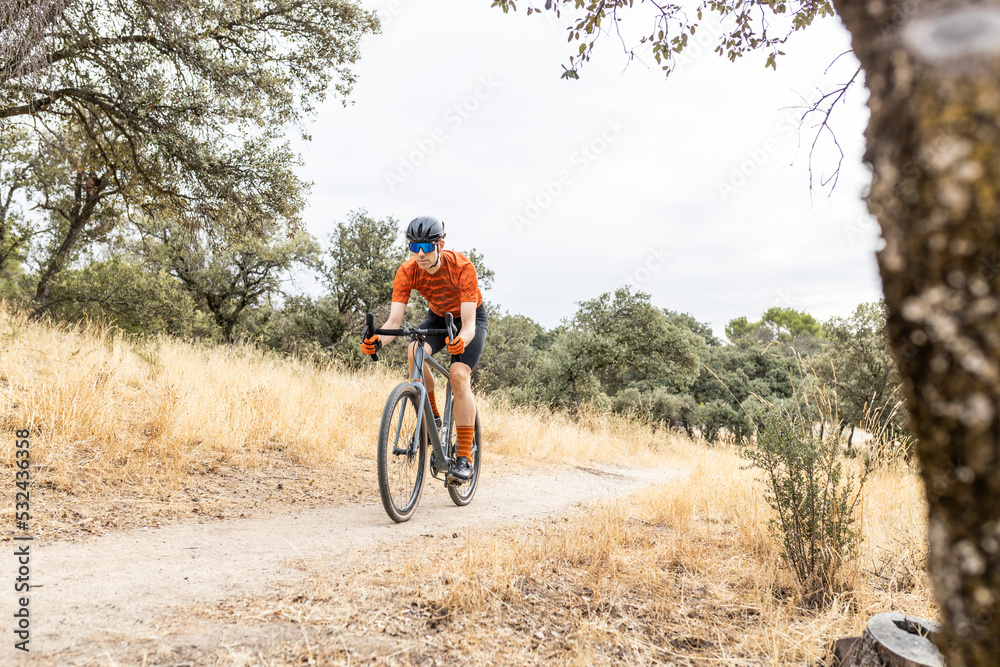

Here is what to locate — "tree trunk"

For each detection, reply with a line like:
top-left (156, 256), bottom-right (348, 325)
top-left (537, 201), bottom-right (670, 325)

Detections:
top-left (832, 1), bottom-right (1000, 664)
top-left (34, 169), bottom-right (102, 315)
top-left (0, 183), bottom-right (12, 273)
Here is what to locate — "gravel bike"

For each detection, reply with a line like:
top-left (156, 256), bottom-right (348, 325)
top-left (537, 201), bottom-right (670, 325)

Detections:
top-left (364, 312), bottom-right (482, 523)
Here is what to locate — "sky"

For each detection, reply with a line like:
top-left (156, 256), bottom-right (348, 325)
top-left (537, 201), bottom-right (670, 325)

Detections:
top-left (293, 0), bottom-right (883, 339)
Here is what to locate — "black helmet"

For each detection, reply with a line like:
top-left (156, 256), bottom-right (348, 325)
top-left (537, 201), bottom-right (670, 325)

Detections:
top-left (406, 216), bottom-right (446, 243)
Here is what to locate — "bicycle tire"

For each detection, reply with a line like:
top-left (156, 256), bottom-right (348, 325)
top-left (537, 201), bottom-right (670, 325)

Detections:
top-left (377, 382), bottom-right (427, 522)
top-left (447, 413), bottom-right (482, 506)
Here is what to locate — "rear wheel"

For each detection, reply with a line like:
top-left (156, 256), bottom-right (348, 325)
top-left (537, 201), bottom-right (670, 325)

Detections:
top-left (447, 413), bottom-right (481, 506)
top-left (377, 383), bottom-right (426, 522)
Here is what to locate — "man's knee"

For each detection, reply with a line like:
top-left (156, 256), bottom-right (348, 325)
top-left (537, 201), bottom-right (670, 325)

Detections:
top-left (451, 363), bottom-right (472, 388)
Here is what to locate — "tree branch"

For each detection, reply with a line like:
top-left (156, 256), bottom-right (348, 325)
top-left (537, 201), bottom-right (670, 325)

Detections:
top-left (0, 95), bottom-right (56, 118)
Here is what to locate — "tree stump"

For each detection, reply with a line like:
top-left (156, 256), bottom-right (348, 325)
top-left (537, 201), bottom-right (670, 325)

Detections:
top-left (852, 613), bottom-right (944, 667)
top-left (830, 637), bottom-right (863, 666)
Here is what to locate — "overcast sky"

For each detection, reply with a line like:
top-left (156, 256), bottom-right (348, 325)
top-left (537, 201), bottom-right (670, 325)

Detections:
top-left (293, 0), bottom-right (882, 338)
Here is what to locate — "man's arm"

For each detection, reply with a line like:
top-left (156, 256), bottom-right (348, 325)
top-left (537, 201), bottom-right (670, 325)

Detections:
top-left (456, 301), bottom-right (478, 345)
top-left (375, 302), bottom-right (407, 347)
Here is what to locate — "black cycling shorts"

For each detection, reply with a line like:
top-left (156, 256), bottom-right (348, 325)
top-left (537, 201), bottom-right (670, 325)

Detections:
top-left (417, 305), bottom-right (489, 370)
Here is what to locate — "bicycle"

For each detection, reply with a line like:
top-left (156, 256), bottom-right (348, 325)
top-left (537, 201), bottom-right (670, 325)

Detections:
top-left (363, 312), bottom-right (482, 523)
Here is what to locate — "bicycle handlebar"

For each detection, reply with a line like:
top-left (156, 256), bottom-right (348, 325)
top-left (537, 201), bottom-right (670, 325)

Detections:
top-left (363, 312), bottom-right (457, 363)
top-left (373, 328), bottom-right (450, 336)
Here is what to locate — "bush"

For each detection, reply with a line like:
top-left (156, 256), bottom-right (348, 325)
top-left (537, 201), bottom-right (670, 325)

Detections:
top-left (475, 310), bottom-right (544, 395)
top-left (45, 258), bottom-right (212, 338)
top-left (692, 399), bottom-right (749, 444)
top-left (649, 389), bottom-right (697, 436)
top-left (742, 405), bottom-right (869, 606)
top-left (611, 387), bottom-right (643, 414)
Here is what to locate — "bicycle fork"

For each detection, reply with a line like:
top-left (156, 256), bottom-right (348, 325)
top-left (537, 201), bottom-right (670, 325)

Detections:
top-left (399, 380), bottom-right (450, 474)
top-left (391, 395), bottom-right (419, 457)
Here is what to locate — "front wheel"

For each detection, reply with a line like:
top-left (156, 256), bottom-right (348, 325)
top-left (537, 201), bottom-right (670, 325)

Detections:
top-left (377, 383), bottom-right (427, 522)
top-left (447, 413), bottom-right (482, 506)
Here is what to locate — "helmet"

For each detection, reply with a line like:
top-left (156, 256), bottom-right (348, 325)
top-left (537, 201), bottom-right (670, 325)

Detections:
top-left (406, 215), bottom-right (446, 243)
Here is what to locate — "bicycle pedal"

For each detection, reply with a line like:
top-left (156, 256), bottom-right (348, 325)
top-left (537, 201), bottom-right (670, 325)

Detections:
top-left (445, 470), bottom-right (469, 486)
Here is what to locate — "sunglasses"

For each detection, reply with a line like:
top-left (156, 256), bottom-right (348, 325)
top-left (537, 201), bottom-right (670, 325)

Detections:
top-left (409, 241), bottom-right (437, 254)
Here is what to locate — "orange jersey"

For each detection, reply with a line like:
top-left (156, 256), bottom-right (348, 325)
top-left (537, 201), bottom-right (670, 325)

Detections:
top-left (392, 250), bottom-right (483, 316)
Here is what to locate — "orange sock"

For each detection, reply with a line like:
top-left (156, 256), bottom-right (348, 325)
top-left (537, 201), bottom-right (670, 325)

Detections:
top-left (427, 388), bottom-right (440, 418)
top-left (457, 426), bottom-right (475, 461)
top-left (414, 378), bottom-right (440, 418)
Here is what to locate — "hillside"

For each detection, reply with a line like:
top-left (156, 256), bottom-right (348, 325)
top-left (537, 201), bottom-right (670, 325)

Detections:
top-left (0, 308), bottom-right (674, 539)
top-left (0, 310), bottom-right (934, 665)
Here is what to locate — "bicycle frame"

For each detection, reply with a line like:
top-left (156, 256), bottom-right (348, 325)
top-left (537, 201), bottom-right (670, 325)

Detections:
top-left (408, 343), bottom-right (453, 477)
top-left (365, 311), bottom-right (458, 477)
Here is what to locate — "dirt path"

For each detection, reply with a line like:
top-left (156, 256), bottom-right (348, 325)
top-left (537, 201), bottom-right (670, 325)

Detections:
top-left (8, 463), bottom-right (681, 664)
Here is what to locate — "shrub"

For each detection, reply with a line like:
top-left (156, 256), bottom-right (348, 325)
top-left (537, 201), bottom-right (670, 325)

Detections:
top-left (692, 399), bottom-right (750, 444)
top-left (649, 388), bottom-right (697, 436)
top-left (742, 405), bottom-right (869, 606)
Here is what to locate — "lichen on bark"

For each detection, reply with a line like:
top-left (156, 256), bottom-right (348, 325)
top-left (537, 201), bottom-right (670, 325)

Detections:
top-left (832, 1), bottom-right (1000, 664)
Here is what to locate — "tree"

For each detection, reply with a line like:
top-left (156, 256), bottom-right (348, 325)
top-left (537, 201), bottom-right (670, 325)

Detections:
top-left (44, 257), bottom-right (204, 337)
top-left (491, 0), bottom-right (1000, 661)
top-left (475, 309), bottom-right (546, 399)
top-left (535, 328), bottom-right (608, 410)
top-left (816, 301), bottom-right (907, 444)
top-left (0, 125), bottom-right (34, 278)
top-left (536, 287), bottom-right (704, 410)
top-left (692, 343), bottom-right (796, 407)
top-left (23, 122), bottom-right (129, 313)
top-left (693, 399), bottom-right (750, 444)
top-left (762, 306), bottom-right (826, 356)
top-left (726, 308), bottom-right (822, 345)
top-left (725, 315), bottom-right (774, 346)
top-left (239, 294), bottom-right (344, 357)
top-left (1, 0), bottom-right (378, 311)
top-left (664, 309), bottom-right (721, 346)
top-left (648, 389), bottom-right (697, 436)
top-left (321, 210), bottom-right (408, 341)
top-left (138, 216), bottom-right (320, 342)
top-left (570, 287), bottom-right (704, 395)
top-left (687, 341), bottom-right (797, 444)
top-left (0, 0), bottom-right (66, 82)
top-left (761, 306), bottom-right (822, 340)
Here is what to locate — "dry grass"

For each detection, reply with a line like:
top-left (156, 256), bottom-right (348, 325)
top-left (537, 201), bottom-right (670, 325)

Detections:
top-left (0, 308), bottom-right (935, 665)
top-left (163, 443), bottom-right (933, 666)
top-left (0, 308), bottom-right (677, 539)
top-left (480, 395), bottom-right (678, 467)
top-left (0, 311), bottom-right (387, 479)
top-left (408, 449), bottom-right (932, 665)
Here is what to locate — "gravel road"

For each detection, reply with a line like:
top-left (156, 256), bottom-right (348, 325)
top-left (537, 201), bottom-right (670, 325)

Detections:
top-left (5, 463), bottom-right (681, 665)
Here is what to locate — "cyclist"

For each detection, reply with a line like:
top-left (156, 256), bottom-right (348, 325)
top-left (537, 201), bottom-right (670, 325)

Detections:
top-left (361, 215), bottom-right (488, 482)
